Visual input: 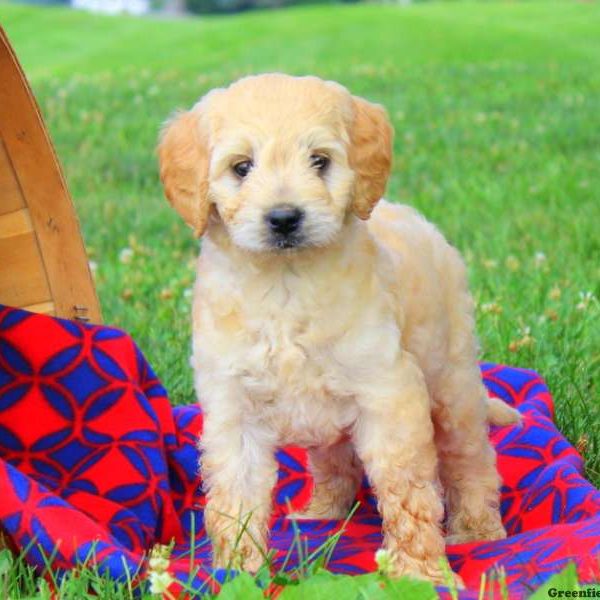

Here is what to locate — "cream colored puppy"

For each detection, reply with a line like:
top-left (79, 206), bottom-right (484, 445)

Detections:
top-left (158, 74), bottom-right (519, 584)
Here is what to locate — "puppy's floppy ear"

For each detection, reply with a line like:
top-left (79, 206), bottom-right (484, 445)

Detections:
top-left (158, 107), bottom-right (210, 237)
top-left (348, 96), bottom-right (393, 220)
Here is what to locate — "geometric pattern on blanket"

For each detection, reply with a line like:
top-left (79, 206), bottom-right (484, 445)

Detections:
top-left (0, 304), bottom-right (599, 598)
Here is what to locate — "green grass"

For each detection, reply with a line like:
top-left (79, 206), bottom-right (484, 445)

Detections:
top-left (0, 1), bottom-right (599, 596)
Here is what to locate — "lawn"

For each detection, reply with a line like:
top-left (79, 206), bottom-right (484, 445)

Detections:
top-left (0, 0), bottom-right (599, 595)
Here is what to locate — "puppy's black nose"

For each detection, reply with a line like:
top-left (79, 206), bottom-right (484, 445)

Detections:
top-left (266, 205), bottom-right (304, 235)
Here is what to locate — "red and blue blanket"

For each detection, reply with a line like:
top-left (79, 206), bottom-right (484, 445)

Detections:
top-left (0, 304), bottom-right (598, 597)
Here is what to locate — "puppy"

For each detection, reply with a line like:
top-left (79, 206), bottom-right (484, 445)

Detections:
top-left (158, 74), bottom-right (520, 584)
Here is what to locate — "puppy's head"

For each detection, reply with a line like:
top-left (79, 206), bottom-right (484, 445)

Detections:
top-left (158, 74), bottom-right (393, 251)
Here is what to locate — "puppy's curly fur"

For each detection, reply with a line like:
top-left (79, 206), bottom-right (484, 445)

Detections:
top-left (158, 74), bottom-right (520, 584)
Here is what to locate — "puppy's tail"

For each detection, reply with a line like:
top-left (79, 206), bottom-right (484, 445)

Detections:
top-left (486, 396), bottom-right (522, 426)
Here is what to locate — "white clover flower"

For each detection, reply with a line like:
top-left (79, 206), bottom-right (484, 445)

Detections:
top-left (534, 251), bottom-right (547, 267)
top-left (509, 324), bottom-right (535, 352)
top-left (519, 326), bottom-right (534, 348)
top-left (149, 555), bottom-right (170, 572)
top-left (119, 247), bottom-right (134, 264)
top-left (482, 258), bottom-right (498, 270)
top-left (481, 302), bottom-right (503, 315)
top-left (149, 570), bottom-right (174, 595)
top-left (505, 255), bottom-right (521, 271)
top-left (576, 291), bottom-right (594, 311)
top-left (549, 285), bottom-right (561, 301)
top-left (88, 260), bottom-right (98, 274)
top-left (375, 548), bottom-right (393, 575)
top-left (148, 543), bottom-right (174, 595)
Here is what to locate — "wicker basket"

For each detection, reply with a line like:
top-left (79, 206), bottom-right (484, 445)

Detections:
top-left (0, 27), bottom-right (101, 323)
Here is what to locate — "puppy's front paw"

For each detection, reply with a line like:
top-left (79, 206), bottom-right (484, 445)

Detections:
top-left (446, 517), bottom-right (507, 545)
top-left (205, 505), bottom-right (269, 573)
top-left (382, 549), bottom-right (464, 589)
top-left (211, 534), bottom-right (266, 573)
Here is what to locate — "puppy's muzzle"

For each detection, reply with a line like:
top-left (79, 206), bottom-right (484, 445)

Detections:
top-left (265, 205), bottom-right (305, 249)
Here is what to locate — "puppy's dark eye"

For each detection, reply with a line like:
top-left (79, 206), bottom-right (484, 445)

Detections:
top-left (233, 160), bottom-right (253, 178)
top-left (310, 154), bottom-right (330, 173)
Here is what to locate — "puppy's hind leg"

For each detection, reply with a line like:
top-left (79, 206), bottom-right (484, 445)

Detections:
top-left (433, 364), bottom-right (507, 545)
top-left (291, 440), bottom-right (363, 520)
